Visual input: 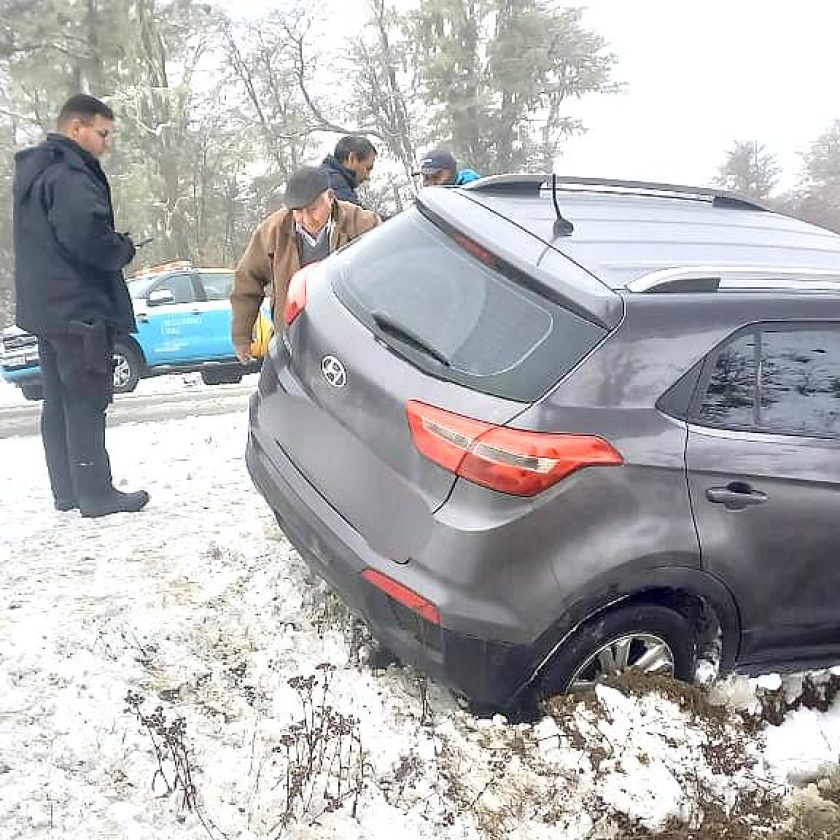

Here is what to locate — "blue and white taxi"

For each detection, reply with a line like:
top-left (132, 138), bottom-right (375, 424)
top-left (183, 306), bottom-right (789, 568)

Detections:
top-left (0, 262), bottom-right (272, 400)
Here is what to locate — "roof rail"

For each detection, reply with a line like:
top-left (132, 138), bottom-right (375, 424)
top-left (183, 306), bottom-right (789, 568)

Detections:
top-left (463, 173), bottom-right (768, 211)
top-left (627, 265), bottom-right (840, 294)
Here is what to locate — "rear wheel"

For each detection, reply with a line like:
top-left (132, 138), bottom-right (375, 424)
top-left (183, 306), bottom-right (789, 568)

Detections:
top-left (201, 367), bottom-right (243, 386)
top-left (19, 381), bottom-right (44, 401)
top-left (112, 341), bottom-right (141, 394)
top-left (538, 603), bottom-right (696, 697)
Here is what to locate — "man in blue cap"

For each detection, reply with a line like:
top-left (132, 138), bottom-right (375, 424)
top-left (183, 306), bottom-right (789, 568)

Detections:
top-left (416, 149), bottom-right (480, 187)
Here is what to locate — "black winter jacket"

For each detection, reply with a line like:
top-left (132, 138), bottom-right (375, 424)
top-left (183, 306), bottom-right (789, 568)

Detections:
top-left (318, 155), bottom-right (361, 205)
top-left (13, 134), bottom-right (136, 336)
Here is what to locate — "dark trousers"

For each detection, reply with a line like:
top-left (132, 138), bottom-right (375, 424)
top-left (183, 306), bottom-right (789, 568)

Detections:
top-left (38, 325), bottom-right (115, 503)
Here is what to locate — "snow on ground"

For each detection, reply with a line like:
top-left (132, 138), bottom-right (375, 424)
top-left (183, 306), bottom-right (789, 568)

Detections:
top-left (1, 408), bottom-right (839, 839)
top-left (0, 376), bottom-right (27, 406)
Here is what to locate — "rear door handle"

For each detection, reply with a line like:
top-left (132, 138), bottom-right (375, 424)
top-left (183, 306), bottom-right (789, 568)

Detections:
top-left (136, 313), bottom-right (148, 323)
top-left (705, 482), bottom-right (767, 510)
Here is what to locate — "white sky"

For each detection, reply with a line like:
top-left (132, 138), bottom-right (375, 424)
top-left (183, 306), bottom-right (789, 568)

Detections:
top-left (560, 0), bottom-right (840, 190)
top-left (222, 0), bottom-right (840, 191)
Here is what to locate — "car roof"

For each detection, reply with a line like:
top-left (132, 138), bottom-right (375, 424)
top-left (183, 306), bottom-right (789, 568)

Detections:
top-left (128, 263), bottom-right (233, 280)
top-left (460, 177), bottom-right (840, 290)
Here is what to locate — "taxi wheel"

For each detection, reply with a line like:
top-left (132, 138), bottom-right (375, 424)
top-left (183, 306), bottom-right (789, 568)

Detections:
top-left (201, 368), bottom-right (243, 386)
top-left (112, 342), bottom-right (141, 394)
top-left (20, 381), bottom-right (45, 401)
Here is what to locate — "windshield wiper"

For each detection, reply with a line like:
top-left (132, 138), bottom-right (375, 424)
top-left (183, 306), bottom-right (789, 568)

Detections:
top-left (371, 310), bottom-right (451, 367)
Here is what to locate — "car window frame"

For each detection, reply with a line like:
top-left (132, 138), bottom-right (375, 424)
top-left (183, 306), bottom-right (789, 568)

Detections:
top-left (148, 272), bottom-right (202, 306)
top-left (196, 271), bottom-right (234, 303)
top-left (689, 319), bottom-right (840, 440)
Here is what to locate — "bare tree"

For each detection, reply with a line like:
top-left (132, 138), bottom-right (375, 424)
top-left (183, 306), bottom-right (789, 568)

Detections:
top-left (348, 0), bottom-right (418, 181)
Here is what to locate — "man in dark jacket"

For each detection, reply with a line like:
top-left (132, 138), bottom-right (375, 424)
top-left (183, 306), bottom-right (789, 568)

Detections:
top-left (318, 136), bottom-right (377, 206)
top-left (13, 93), bottom-right (149, 517)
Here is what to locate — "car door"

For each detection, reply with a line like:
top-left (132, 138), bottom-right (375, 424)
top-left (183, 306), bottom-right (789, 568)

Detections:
top-left (195, 271), bottom-right (237, 359)
top-left (135, 272), bottom-right (204, 364)
top-left (685, 322), bottom-right (840, 667)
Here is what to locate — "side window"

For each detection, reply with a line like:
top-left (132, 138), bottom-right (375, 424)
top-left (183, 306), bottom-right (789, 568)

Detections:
top-left (760, 328), bottom-right (840, 437)
top-left (152, 273), bottom-right (196, 305)
top-left (200, 272), bottom-right (234, 301)
top-left (697, 332), bottom-right (757, 429)
top-left (694, 325), bottom-right (840, 438)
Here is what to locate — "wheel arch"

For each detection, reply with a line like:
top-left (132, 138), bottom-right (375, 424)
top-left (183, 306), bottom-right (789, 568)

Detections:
top-left (117, 335), bottom-right (147, 368)
top-left (519, 566), bottom-right (742, 701)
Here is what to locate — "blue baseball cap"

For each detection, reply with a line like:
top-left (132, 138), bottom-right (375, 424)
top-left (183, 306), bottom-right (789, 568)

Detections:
top-left (415, 149), bottom-right (458, 176)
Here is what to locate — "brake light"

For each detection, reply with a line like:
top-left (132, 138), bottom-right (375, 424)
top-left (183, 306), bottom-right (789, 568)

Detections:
top-left (451, 231), bottom-right (496, 267)
top-left (406, 401), bottom-right (622, 497)
top-left (361, 569), bottom-right (441, 625)
top-left (283, 266), bottom-right (310, 325)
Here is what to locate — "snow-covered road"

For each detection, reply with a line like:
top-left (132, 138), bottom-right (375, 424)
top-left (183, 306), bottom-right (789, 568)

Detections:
top-left (0, 375), bottom-right (255, 438)
top-left (1, 399), bottom-right (838, 839)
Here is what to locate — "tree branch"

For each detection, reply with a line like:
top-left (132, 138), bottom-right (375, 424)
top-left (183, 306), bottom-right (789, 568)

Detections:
top-left (285, 21), bottom-right (384, 142)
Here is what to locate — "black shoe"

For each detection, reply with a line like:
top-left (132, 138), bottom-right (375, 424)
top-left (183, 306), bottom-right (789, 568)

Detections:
top-left (54, 497), bottom-right (79, 512)
top-left (79, 489), bottom-right (150, 518)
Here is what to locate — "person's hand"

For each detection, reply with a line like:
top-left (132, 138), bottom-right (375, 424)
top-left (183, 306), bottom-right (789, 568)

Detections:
top-left (235, 343), bottom-right (254, 365)
top-left (121, 233), bottom-right (137, 262)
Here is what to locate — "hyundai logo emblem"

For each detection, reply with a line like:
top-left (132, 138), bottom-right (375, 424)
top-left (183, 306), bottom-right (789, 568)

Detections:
top-left (321, 354), bottom-right (347, 388)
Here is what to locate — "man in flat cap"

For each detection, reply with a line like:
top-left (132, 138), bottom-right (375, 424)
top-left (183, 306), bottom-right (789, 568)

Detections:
top-left (230, 165), bottom-right (380, 362)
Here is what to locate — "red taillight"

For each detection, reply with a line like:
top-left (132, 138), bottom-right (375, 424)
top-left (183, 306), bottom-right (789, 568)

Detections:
top-left (406, 400), bottom-right (622, 497)
top-left (451, 231), bottom-right (496, 267)
top-left (361, 569), bottom-right (441, 625)
top-left (283, 266), bottom-right (310, 325)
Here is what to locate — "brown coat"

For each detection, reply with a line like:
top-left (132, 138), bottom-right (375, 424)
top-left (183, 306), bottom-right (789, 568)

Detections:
top-left (230, 200), bottom-right (380, 346)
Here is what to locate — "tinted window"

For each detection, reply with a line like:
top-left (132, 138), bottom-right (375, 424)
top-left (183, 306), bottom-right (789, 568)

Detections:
top-left (200, 272), bottom-right (234, 301)
top-left (760, 328), bottom-right (840, 437)
top-left (698, 332), bottom-right (757, 428)
top-left (330, 209), bottom-right (606, 402)
top-left (695, 325), bottom-right (840, 438)
top-left (152, 273), bottom-right (195, 304)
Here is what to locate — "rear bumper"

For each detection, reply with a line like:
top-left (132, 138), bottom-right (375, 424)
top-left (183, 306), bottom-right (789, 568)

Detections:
top-left (1, 363), bottom-right (40, 384)
top-left (246, 414), bottom-right (534, 709)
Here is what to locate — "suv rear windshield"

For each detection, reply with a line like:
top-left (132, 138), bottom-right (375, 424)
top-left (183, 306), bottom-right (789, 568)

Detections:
top-left (330, 208), bottom-right (606, 402)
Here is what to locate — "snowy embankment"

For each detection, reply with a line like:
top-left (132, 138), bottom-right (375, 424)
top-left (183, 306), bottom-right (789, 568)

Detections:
top-left (1, 406), bottom-right (838, 839)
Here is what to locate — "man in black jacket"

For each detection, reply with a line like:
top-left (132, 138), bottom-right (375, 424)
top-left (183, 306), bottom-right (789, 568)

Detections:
top-left (13, 93), bottom-right (149, 517)
top-left (318, 136), bottom-right (377, 206)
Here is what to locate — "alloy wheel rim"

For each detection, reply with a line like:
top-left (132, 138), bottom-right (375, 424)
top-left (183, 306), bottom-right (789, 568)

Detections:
top-left (567, 633), bottom-right (675, 693)
top-left (113, 355), bottom-right (130, 388)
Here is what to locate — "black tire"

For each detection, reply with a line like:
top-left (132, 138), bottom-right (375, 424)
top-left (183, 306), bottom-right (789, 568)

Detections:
top-left (19, 381), bottom-right (44, 401)
top-left (538, 603), bottom-right (696, 697)
top-left (112, 341), bottom-right (141, 394)
top-left (201, 368), bottom-right (243, 386)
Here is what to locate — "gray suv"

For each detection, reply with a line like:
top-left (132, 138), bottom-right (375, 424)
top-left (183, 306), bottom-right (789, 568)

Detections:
top-left (246, 175), bottom-right (840, 712)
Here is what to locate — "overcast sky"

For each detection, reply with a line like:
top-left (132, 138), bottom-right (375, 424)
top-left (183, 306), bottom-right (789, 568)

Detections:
top-left (225, 0), bottom-right (840, 191)
top-left (560, 1), bottom-right (840, 190)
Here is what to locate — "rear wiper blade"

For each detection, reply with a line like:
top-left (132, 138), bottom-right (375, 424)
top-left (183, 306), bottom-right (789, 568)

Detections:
top-left (370, 310), bottom-right (451, 367)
